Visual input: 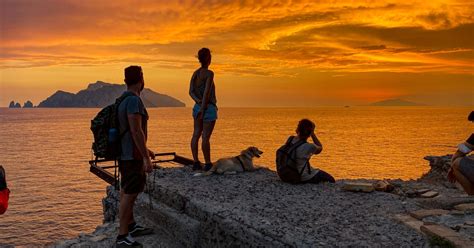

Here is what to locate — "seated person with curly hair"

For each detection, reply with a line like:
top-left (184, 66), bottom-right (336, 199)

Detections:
top-left (448, 111), bottom-right (474, 195)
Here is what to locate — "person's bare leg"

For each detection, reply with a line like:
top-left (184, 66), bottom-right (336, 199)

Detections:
top-left (453, 158), bottom-right (474, 195)
top-left (128, 199), bottom-right (137, 225)
top-left (191, 118), bottom-right (203, 163)
top-left (119, 191), bottom-right (139, 235)
top-left (202, 121), bottom-right (216, 164)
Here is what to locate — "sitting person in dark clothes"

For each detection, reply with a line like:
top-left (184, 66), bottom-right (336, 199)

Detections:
top-left (448, 111), bottom-right (474, 195)
top-left (290, 119), bottom-right (335, 184)
top-left (0, 165), bottom-right (10, 215)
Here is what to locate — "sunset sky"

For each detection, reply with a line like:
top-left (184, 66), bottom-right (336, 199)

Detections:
top-left (1, 0), bottom-right (473, 107)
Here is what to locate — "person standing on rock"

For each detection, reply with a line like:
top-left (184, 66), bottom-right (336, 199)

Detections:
top-left (189, 48), bottom-right (218, 171)
top-left (116, 66), bottom-right (155, 248)
top-left (448, 111), bottom-right (474, 195)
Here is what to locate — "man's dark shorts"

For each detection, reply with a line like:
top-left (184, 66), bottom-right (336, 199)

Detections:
top-left (119, 160), bottom-right (146, 194)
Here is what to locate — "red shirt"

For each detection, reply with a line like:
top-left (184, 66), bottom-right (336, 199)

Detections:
top-left (0, 188), bottom-right (10, 215)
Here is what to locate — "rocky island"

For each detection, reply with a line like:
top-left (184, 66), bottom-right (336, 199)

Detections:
top-left (8, 101), bottom-right (21, 108)
top-left (370, 99), bottom-right (423, 106)
top-left (38, 81), bottom-right (185, 108)
top-left (54, 155), bottom-right (474, 247)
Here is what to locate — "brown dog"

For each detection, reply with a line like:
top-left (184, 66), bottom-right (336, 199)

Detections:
top-left (201, 147), bottom-right (263, 175)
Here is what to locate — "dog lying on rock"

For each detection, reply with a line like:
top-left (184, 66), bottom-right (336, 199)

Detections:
top-left (195, 147), bottom-right (264, 176)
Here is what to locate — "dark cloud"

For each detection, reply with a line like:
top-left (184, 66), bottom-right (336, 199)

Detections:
top-left (418, 11), bottom-right (452, 28)
top-left (359, 45), bottom-right (387, 50)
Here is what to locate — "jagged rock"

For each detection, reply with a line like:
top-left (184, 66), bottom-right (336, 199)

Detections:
top-left (23, 100), bottom-right (33, 108)
top-left (373, 180), bottom-right (394, 192)
top-left (102, 186), bottom-right (119, 222)
top-left (421, 155), bottom-right (452, 184)
top-left (8, 101), bottom-right (21, 108)
top-left (38, 81), bottom-right (186, 108)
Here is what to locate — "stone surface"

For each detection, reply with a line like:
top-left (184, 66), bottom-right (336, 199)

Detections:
top-left (63, 153), bottom-right (473, 247)
top-left (455, 203), bottom-right (474, 212)
top-left (342, 182), bottom-right (375, 192)
top-left (394, 214), bottom-right (423, 233)
top-left (111, 167), bottom-right (424, 247)
top-left (410, 209), bottom-right (450, 220)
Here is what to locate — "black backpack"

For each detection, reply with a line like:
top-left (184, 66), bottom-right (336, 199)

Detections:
top-left (90, 92), bottom-right (134, 160)
top-left (276, 136), bottom-right (311, 183)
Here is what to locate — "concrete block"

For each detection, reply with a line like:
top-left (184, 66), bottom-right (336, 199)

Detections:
top-left (420, 225), bottom-right (473, 248)
top-left (455, 203), bottom-right (474, 212)
top-left (420, 191), bottom-right (439, 198)
top-left (421, 224), bottom-right (472, 248)
top-left (136, 194), bottom-right (201, 247)
top-left (409, 209), bottom-right (449, 220)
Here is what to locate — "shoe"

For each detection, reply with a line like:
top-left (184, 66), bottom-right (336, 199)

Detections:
top-left (0, 166), bottom-right (6, 190)
top-left (203, 163), bottom-right (213, 172)
top-left (192, 161), bottom-right (202, 171)
top-left (129, 223), bottom-right (154, 237)
top-left (116, 234), bottom-right (142, 248)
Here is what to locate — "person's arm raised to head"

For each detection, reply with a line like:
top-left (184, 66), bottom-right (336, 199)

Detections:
top-left (200, 70), bottom-right (214, 110)
top-left (189, 72), bottom-right (201, 104)
top-left (311, 132), bottom-right (323, 154)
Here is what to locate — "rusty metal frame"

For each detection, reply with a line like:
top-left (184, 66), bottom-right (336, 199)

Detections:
top-left (89, 152), bottom-right (195, 185)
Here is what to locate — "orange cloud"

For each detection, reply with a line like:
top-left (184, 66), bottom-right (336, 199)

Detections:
top-left (0, 0), bottom-right (473, 106)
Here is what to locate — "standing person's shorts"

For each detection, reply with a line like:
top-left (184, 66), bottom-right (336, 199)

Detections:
top-left (193, 103), bottom-right (218, 122)
top-left (119, 160), bottom-right (146, 194)
top-left (459, 157), bottom-right (474, 184)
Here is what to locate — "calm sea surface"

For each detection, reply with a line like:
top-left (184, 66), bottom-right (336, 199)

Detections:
top-left (0, 107), bottom-right (472, 246)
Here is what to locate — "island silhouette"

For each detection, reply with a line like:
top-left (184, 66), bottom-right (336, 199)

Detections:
top-left (37, 81), bottom-right (185, 108)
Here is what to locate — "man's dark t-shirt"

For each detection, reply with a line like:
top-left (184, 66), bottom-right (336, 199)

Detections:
top-left (117, 91), bottom-right (148, 160)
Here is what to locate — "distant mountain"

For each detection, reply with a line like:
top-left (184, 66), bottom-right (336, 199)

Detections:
top-left (369, 99), bottom-right (423, 106)
top-left (38, 81), bottom-right (185, 108)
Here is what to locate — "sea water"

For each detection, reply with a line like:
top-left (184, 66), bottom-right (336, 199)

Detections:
top-left (0, 107), bottom-right (471, 246)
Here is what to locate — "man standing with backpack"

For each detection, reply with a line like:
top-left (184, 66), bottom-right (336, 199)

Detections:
top-left (115, 66), bottom-right (155, 248)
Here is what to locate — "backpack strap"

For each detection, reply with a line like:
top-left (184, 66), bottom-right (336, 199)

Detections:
top-left (114, 91), bottom-right (136, 136)
top-left (287, 136), bottom-right (311, 176)
top-left (287, 136), bottom-right (307, 154)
